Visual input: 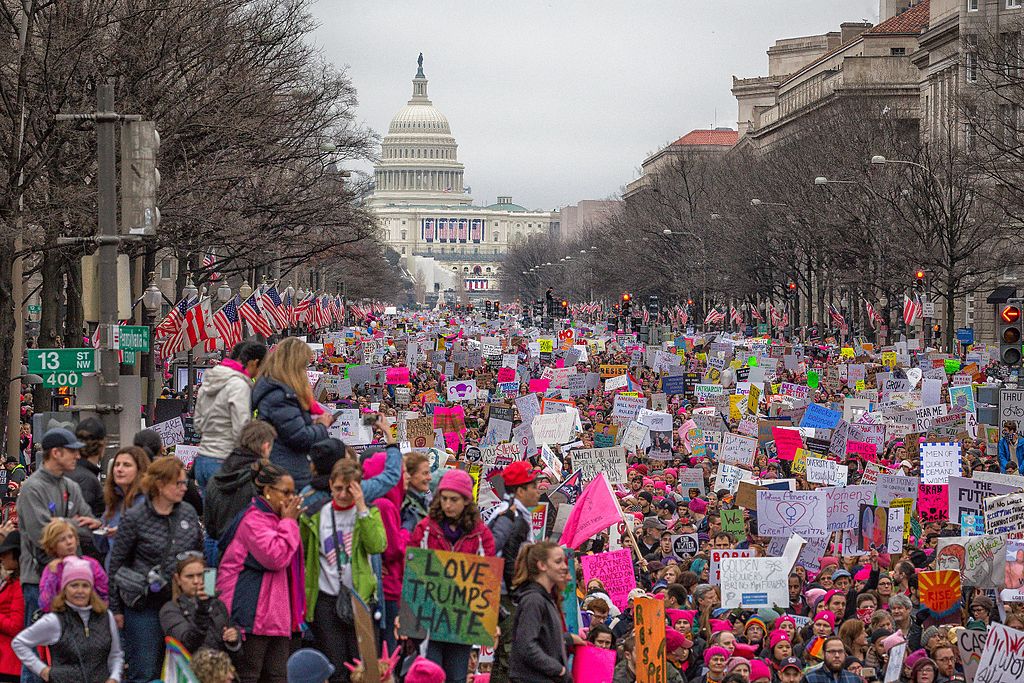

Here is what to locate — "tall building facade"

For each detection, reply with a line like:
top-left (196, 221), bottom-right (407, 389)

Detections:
top-left (369, 57), bottom-right (557, 301)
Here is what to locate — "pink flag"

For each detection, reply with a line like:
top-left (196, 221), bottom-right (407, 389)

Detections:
top-left (560, 473), bottom-right (623, 550)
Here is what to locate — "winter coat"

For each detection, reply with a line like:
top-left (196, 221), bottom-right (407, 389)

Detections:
top-left (194, 361), bottom-right (254, 461)
top-left (409, 516), bottom-right (496, 556)
top-left (159, 594), bottom-right (240, 657)
top-left (612, 659), bottom-right (686, 683)
top-left (362, 452), bottom-right (409, 602)
top-left (66, 460), bottom-right (104, 517)
top-left (299, 443), bottom-right (404, 514)
top-left (39, 556), bottom-right (109, 611)
top-left (107, 498), bottom-right (203, 614)
top-left (12, 606), bottom-right (122, 683)
top-left (489, 502), bottom-right (532, 590)
top-left (300, 504), bottom-right (386, 620)
top-left (17, 469), bottom-right (90, 584)
top-left (401, 489), bottom-right (430, 532)
top-left (204, 448), bottom-right (260, 540)
top-left (0, 577), bottom-right (24, 677)
top-left (95, 492), bottom-right (146, 572)
top-left (217, 497), bottom-right (305, 637)
top-left (252, 377), bottom-right (328, 489)
top-left (508, 581), bottom-right (573, 683)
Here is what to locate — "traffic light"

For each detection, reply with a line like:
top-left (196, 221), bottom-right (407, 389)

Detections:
top-left (915, 269), bottom-right (926, 282)
top-left (561, 300), bottom-right (568, 313)
top-left (493, 301), bottom-right (500, 314)
top-left (999, 300), bottom-right (1023, 366)
top-left (121, 120), bottom-right (160, 236)
top-left (622, 293), bottom-right (631, 315)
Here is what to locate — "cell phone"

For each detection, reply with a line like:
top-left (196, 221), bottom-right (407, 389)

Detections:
top-left (861, 668), bottom-right (877, 681)
top-left (362, 412), bottom-right (378, 426)
top-left (203, 568), bottom-right (217, 596)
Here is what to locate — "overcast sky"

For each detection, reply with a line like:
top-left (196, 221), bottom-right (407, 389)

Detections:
top-left (310, 0), bottom-right (878, 211)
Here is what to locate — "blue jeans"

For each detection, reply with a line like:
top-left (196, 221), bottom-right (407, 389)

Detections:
top-left (123, 606), bottom-right (164, 683)
top-left (20, 584), bottom-right (41, 683)
top-left (425, 641), bottom-right (472, 683)
top-left (193, 455), bottom-right (223, 492)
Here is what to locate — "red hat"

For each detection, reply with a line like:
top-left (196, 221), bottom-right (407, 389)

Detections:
top-left (665, 628), bottom-right (693, 653)
top-left (503, 460), bottom-right (541, 487)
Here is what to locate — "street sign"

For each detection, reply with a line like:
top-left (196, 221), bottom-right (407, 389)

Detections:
top-left (922, 302), bottom-right (935, 317)
top-left (121, 350), bottom-right (138, 366)
top-left (956, 327), bottom-right (975, 345)
top-left (27, 304), bottom-right (41, 314)
top-left (118, 325), bottom-right (150, 352)
top-left (41, 371), bottom-right (82, 388)
top-left (27, 348), bottom-right (97, 375)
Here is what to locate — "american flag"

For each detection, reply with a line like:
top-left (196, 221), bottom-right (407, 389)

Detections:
top-left (202, 252), bottom-right (220, 282)
top-left (704, 307), bottom-right (726, 326)
top-left (828, 303), bottom-right (847, 329)
top-left (154, 297), bottom-right (194, 340)
top-left (865, 300), bottom-right (884, 327)
top-left (239, 292), bottom-right (273, 337)
top-left (261, 285), bottom-right (290, 330)
top-left (642, 308), bottom-right (650, 324)
top-left (903, 293), bottom-right (923, 326)
top-left (769, 304), bottom-right (784, 327)
top-left (162, 298), bottom-right (211, 355)
top-left (292, 293), bottom-right (314, 325)
top-left (749, 304), bottom-right (764, 322)
top-left (729, 306), bottom-right (743, 326)
top-left (212, 297), bottom-right (243, 350)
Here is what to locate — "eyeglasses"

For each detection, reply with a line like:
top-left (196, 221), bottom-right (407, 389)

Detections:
top-left (936, 656), bottom-right (955, 662)
top-left (268, 485), bottom-right (296, 496)
top-left (825, 649), bottom-right (847, 655)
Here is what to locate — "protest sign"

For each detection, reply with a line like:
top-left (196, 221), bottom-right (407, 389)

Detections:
top-left (715, 463), bottom-right (745, 494)
top-left (633, 597), bottom-right (666, 683)
top-left (612, 394), bottom-right (647, 419)
top-left (398, 547), bottom-right (503, 646)
top-left (709, 548), bottom-right (753, 585)
top-left (984, 490), bottom-right (1024, 536)
top-left (948, 475), bottom-right (1023, 522)
top-left (876, 474), bottom-right (918, 506)
top-left (516, 393), bottom-right (541, 426)
top-left (671, 534), bottom-right (699, 557)
top-left (756, 490), bottom-right (827, 537)
top-left (921, 442), bottom-right (962, 485)
top-left (885, 643), bottom-right (907, 683)
top-left (800, 403), bottom-right (842, 429)
top-left (581, 549), bottom-right (637, 612)
top-left (858, 504), bottom-right (889, 552)
top-left (974, 622), bottom-right (1024, 683)
top-left (331, 410), bottom-right (375, 445)
top-left (935, 535), bottom-right (1006, 588)
top-left (446, 379), bottom-right (479, 402)
top-left (151, 417), bottom-right (185, 447)
top-left (806, 457), bottom-right (847, 486)
top-left (719, 554), bottom-right (791, 608)
top-left (571, 446), bottom-right (628, 485)
top-left (721, 508), bottom-right (745, 539)
top-left (719, 432), bottom-right (757, 467)
top-left (531, 413), bottom-right (575, 445)
top-left (772, 427), bottom-right (803, 461)
top-left (173, 444), bottom-right (199, 468)
top-left (572, 645), bottom-right (616, 683)
top-left (919, 483), bottom-right (950, 523)
top-left (958, 627), bottom-right (987, 683)
top-left (825, 485), bottom-right (875, 532)
top-left (886, 508), bottom-right (905, 554)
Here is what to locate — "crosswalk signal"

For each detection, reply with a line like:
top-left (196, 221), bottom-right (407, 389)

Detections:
top-left (999, 300), bottom-right (1023, 366)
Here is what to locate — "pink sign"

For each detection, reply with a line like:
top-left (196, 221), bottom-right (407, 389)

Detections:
top-left (496, 367), bottom-right (516, 383)
top-left (386, 367), bottom-right (410, 385)
top-left (529, 378), bottom-right (551, 393)
top-left (580, 549), bottom-right (637, 612)
top-left (918, 483), bottom-right (949, 522)
top-left (772, 427), bottom-right (803, 462)
top-left (846, 440), bottom-right (878, 462)
top-left (572, 644), bottom-right (616, 683)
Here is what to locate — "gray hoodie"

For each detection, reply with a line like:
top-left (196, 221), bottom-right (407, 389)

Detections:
top-left (17, 467), bottom-right (89, 584)
top-left (193, 362), bottom-right (254, 460)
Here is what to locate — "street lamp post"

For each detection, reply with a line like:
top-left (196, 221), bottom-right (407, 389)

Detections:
top-left (142, 272), bottom-right (163, 423)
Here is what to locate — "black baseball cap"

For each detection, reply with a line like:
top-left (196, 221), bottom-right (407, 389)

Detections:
top-left (779, 657), bottom-right (803, 672)
top-left (40, 428), bottom-right (85, 452)
top-left (657, 499), bottom-right (677, 512)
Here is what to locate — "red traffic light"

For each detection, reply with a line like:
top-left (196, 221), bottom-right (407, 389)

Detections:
top-left (915, 269), bottom-right (926, 280)
top-left (788, 282), bottom-right (796, 291)
top-left (622, 293), bottom-right (631, 302)
top-left (1002, 305), bottom-right (1022, 324)
top-left (561, 300), bottom-right (568, 308)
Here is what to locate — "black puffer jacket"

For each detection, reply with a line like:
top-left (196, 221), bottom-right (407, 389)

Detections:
top-left (159, 594), bottom-right (240, 660)
top-left (252, 377), bottom-right (328, 489)
top-left (509, 581), bottom-right (573, 683)
top-left (489, 504), bottom-right (532, 590)
top-left (108, 498), bottom-right (203, 614)
top-left (204, 447), bottom-right (260, 540)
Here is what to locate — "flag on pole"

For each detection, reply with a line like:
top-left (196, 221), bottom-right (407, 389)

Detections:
top-left (828, 303), bottom-right (847, 329)
top-left (749, 304), bottom-right (764, 322)
top-left (902, 293), bottom-right (923, 326)
top-left (703, 307), bottom-right (725, 326)
top-left (549, 470), bottom-right (584, 506)
top-left (202, 252), bottom-right (220, 282)
top-left (161, 637), bottom-right (200, 683)
top-left (154, 297), bottom-right (194, 340)
top-left (729, 306), bottom-right (742, 326)
top-left (212, 297), bottom-right (243, 350)
top-left (559, 473), bottom-right (624, 549)
top-left (239, 293), bottom-right (274, 337)
top-left (261, 285), bottom-right (290, 330)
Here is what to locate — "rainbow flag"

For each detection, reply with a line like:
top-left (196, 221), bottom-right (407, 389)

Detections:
top-left (161, 637), bottom-right (199, 683)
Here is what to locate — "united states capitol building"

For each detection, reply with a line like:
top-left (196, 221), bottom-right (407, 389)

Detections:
top-left (369, 55), bottom-right (557, 302)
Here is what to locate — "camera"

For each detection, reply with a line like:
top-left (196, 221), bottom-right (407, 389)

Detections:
top-left (147, 566), bottom-right (168, 592)
top-left (362, 412), bottom-right (378, 426)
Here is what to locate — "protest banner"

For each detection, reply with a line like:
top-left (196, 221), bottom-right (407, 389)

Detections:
top-left (581, 549), bottom-right (637, 612)
top-left (709, 548), bottom-right (753, 585)
top-left (531, 413), bottom-right (575, 445)
top-left (633, 597), bottom-right (667, 683)
top-left (974, 622), bottom-right (1024, 683)
top-left (957, 627), bottom-right (987, 683)
top-left (800, 403), bottom-right (842, 429)
top-left (921, 442), bottom-right (963, 485)
top-left (756, 490), bottom-right (827, 537)
top-left (398, 547), bottom-right (503, 646)
top-left (715, 462), bottom-right (745, 495)
top-left (858, 504), bottom-right (889, 552)
top-left (151, 417), bottom-right (185, 446)
top-left (949, 475), bottom-right (1023, 522)
top-left (772, 427), bottom-right (803, 461)
top-left (719, 554), bottom-right (790, 608)
top-left (935, 535), bottom-right (1006, 587)
top-left (806, 457), bottom-right (848, 486)
top-left (612, 394), bottom-right (647, 419)
top-left (984, 490), bottom-right (1024, 536)
top-left (571, 446), bottom-right (628, 485)
top-left (919, 483), bottom-right (950, 523)
top-left (825, 485), bottom-right (875, 532)
top-left (721, 508), bottom-right (745, 539)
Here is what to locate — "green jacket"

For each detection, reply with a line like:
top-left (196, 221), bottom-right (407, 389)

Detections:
top-left (300, 506), bottom-right (387, 621)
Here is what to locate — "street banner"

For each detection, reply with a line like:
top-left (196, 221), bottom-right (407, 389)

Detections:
top-left (398, 547), bottom-right (503, 646)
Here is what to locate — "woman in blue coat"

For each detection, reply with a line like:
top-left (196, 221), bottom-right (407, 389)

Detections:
top-left (252, 338), bottom-right (334, 489)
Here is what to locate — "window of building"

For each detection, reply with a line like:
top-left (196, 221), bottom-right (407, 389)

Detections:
top-left (890, 47), bottom-right (906, 56)
top-left (1009, 0), bottom-right (1022, 9)
top-left (473, 266), bottom-right (482, 275)
top-left (400, 246), bottom-right (406, 254)
top-left (966, 50), bottom-right (978, 82)
top-left (494, 231), bottom-right (500, 242)
top-left (1003, 32), bottom-right (1020, 77)
top-left (967, 0), bottom-right (978, 9)
top-left (160, 260), bottom-right (172, 279)
top-left (401, 230), bottom-right (407, 240)
top-left (485, 267), bottom-right (492, 273)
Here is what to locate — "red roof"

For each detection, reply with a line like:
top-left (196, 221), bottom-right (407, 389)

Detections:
top-left (672, 129), bottom-right (739, 147)
top-left (865, 0), bottom-right (929, 34)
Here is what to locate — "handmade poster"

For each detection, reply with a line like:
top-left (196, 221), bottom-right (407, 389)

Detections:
top-left (572, 644), bottom-right (616, 683)
top-left (581, 549), bottom-right (637, 612)
top-left (858, 504), bottom-right (889, 552)
top-left (633, 597), bottom-right (667, 683)
top-left (618, 422), bottom-right (649, 454)
top-left (592, 423), bottom-right (619, 449)
top-left (671, 534), bottom-right (699, 557)
top-left (918, 483), bottom-right (950, 523)
top-left (151, 417), bottom-right (185, 446)
top-left (398, 548), bottom-right (503, 646)
top-left (800, 403), bottom-right (842, 429)
top-left (446, 379), bottom-right (479, 402)
top-left (962, 513), bottom-right (986, 536)
top-left (984, 490), bottom-right (1024, 536)
top-left (715, 463), bottom-right (745, 494)
top-left (709, 548), bottom-right (753, 585)
top-left (721, 508), bottom-right (745, 539)
top-left (957, 627), bottom-right (987, 683)
top-left (531, 413), bottom-right (576, 445)
top-left (719, 432), bottom-right (757, 467)
top-left (974, 622), bottom-right (1024, 683)
top-left (515, 393), bottom-right (541, 426)
top-left (885, 643), bottom-right (907, 683)
top-left (886, 508), bottom-right (904, 554)
top-left (570, 446), bottom-right (628, 485)
top-left (173, 445), bottom-right (199, 468)
top-left (563, 550), bottom-right (580, 636)
top-left (719, 553), bottom-right (791, 608)
top-left (756, 490), bottom-right (827, 538)
top-left (921, 442), bottom-right (962, 485)
top-left (825, 485), bottom-right (875, 532)
top-left (949, 384), bottom-right (977, 414)
top-left (935, 535), bottom-right (1006, 588)
top-left (806, 457), bottom-right (848, 486)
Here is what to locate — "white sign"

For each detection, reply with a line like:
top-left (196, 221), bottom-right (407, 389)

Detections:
top-left (921, 441), bottom-right (962, 485)
top-left (531, 413), bottom-right (576, 445)
top-left (329, 409), bottom-right (374, 445)
top-left (151, 417), bottom-right (185, 447)
top-left (611, 394), bottom-right (647, 419)
top-left (446, 379), bottom-right (479, 402)
top-left (570, 446), bottom-right (628, 485)
top-left (719, 554), bottom-right (790, 609)
top-left (806, 457), bottom-right (848, 486)
top-left (709, 548), bottom-right (753, 585)
top-left (825, 485), bottom-right (876, 532)
top-left (756, 490), bottom-right (828, 538)
top-left (719, 432), bottom-right (757, 467)
top-left (974, 622), bottom-right (1024, 683)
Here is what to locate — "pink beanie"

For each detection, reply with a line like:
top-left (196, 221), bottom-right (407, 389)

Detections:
top-left (854, 566), bottom-right (872, 581)
top-left (904, 649), bottom-right (928, 671)
top-left (666, 609), bottom-right (697, 626)
top-left (814, 610), bottom-right (836, 630)
top-left (710, 619), bottom-right (733, 634)
top-left (60, 557), bottom-right (94, 591)
top-left (405, 657), bottom-right (446, 683)
top-left (689, 498), bottom-right (709, 514)
top-left (804, 588), bottom-right (827, 609)
top-left (665, 468), bottom-right (678, 477)
top-left (438, 469), bottom-right (474, 500)
top-left (775, 614), bottom-right (797, 631)
top-left (642, 477), bottom-right (654, 487)
top-left (749, 659), bottom-right (773, 682)
top-left (704, 646), bottom-right (731, 666)
top-left (769, 629), bottom-right (791, 650)
top-left (822, 589), bottom-right (842, 607)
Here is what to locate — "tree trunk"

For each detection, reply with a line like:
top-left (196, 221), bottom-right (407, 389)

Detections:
top-left (0, 236), bottom-right (16, 448)
top-left (33, 247), bottom-right (64, 414)
top-left (64, 251), bottom-right (83, 345)
top-left (945, 282), bottom-right (956, 355)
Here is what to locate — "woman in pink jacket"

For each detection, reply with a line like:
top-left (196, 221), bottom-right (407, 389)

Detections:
top-left (409, 469), bottom-right (496, 683)
top-left (216, 463), bottom-right (304, 683)
top-left (361, 451), bottom-right (408, 651)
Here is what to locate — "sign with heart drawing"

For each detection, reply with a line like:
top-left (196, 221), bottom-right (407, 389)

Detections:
top-left (755, 489), bottom-right (828, 538)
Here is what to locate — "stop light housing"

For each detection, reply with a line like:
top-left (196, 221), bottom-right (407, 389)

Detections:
top-left (1000, 300), bottom-right (1023, 366)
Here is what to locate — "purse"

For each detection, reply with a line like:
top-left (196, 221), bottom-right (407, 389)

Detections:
top-left (329, 508), bottom-right (355, 627)
top-left (113, 566), bottom-right (149, 608)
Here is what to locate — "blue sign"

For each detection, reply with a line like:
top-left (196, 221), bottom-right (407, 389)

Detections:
top-left (662, 375), bottom-right (687, 395)
top-left (956, 327), bottom-right (975, 345)
top-left (741, 593), bottom-right (769, 606)
top-left (799, 402), bottom-right (842, 429)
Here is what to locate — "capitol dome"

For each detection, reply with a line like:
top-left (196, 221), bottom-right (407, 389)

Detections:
top-left (371, 55), bottom-right (471, 207)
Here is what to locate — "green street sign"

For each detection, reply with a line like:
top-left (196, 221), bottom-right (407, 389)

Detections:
top-left (119, 325), bottom-right (150, 352)
top-left (41, 371), bottom-right (82, 388)
top-left (121, 350), bottom-right (138, 366)
top-left (27, 348), bottom-right (96, 375)
top-left (757, 324), bottom-right (769, 335)
top-left (27, 304), bottom-right (41, 314)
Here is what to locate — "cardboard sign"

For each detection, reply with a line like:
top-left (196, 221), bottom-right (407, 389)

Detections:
top-left (825, 485), bottom-right (875, 532)
top-left (921, 442), bottom-right (962, 485)
top-left (984, 490), bottom-right (1024, 536)
top-left (947, 475), bottom-right (1023, 522)
top-left (570, 446), bottom-right (628, 485)
top-left (633, 597), bottom-right (666, 683)
top-left (719, 432), bottom-right (757, 467)
top-left (935, 535), bottom-right (1006, 588)
top-left (398, 547), bottom-right (504, 645)
top-left (581, 549), bottom-right (637, 612)
top-left (806, 457), bottom-right (848, 486)
top-left (958, 627), bottom-right (987, 683)
top-left (756, 490), bottom-right (827, 537)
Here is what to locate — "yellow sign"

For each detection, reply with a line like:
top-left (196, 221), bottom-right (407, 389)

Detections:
top-left (747, 384), bottom-right (761, 415)
top-left (855, 380), bottom-right (866, 391)
top-left (840, 347), bottom-right (855, 359)
top-left (792, 448), bottom-right (809, 475)
top-left (538, 339), bottom-right (554, 354)
top-left (891, 497), bottom-right (913, 539)
top-left (468, 464), bottom-right (481, 502)
top-left (881, 351), bottom-right (897, 368)
top-left (730, 360), bottom-right (742, 370)
top-left (620, 391), bottom-right (639, 398)
top-left (729, 394), bottom-right (746, 422)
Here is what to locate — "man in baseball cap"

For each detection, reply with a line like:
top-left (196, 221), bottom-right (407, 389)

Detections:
top-left (777, 657), bottom-right (803, 683)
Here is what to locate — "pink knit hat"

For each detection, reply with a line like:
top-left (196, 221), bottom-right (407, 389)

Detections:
top-left (804, 588), bottom-right (827, 609)
top-left (60, 557), bottom-right (94, 591)
top-left (689, 497), bottom-right (709, 514)
top-left (405, 657), bottom-right (446, 683)
top-left (710, 619), bottom-right (734, 634)
top-left (438, 469), bottom-right (474, 500)
top-left (665, 627), bottom-right (693, 652)
top-left (749, 659), bottom-right (773, 682)
top-left (814, 610), bottom-right (836, 630)
top-left (769, 629), bottom-right (791, 650)
top-left (704, 646), bottom-right (731, 666)
top-left (775, 614), bottom-right (797, 631)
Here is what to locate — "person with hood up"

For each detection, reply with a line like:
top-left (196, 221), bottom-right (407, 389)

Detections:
top-left (203, 421), bottom-right (277, 565)
top-left (408, 469), bottom-right (496, 682)
top-left (193, 341), bottom-right (267, 489)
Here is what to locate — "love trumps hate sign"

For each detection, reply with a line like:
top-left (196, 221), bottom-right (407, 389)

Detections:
top-left (399, 547), bottom-right (504, 646)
